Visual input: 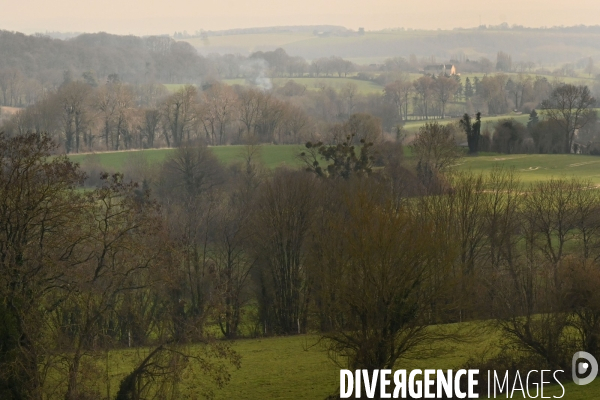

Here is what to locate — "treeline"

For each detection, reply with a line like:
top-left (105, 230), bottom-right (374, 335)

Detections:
top-left (0, 31), bottom-right (361, 108)
top-left (0, 31), bottom-right (206, 102)
top-left (0, 76), bottom-right (404, 152)
top-left (5, 64), bottom-right (599, 154)
top-left (1, 81), bottom-right (324, 151)
top-left (464, 83), bottom-right (599, 155)
top-left (0, 74), bottom-right (469, 152)
top-left (4, 126), bottom-right (600, 398)
top-left (3, 28), bottom-right (600, 110)
top-left (407, 82), bottom-right (599, 155)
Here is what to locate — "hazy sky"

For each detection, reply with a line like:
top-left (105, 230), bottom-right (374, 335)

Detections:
top-left (2, 0), bottom-right (599, 35)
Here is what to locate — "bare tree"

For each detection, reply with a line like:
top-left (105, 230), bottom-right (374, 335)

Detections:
top-left (155, 144), bottom-right (226, 340)
top-left (412, 121), bottom-right (463, 173)
top-left (432, 75), bottom-right (459, 119)
top-left (112, 84), bottom-right (135, 150)
top-left (60, 174), bottom-right (165, 400)
top-left (198, 83), bottom-right (238, 145)
top-left (384, 77), bottom-right (412, 121)
top-left (57, 81), bottom-right (92, 153)
top-left (141, 108), bottom-right (161, 148)
top-left (0, 133), bottom-right (85, 400)
top-left (254, 96), bottom-right (286, 143)
top-left (157, 143), bottom-right (225, 201)
top-left (0, 68), bottom-right (25, 106)
top-left (338, 82), bottom-right (358, 118)
top-left (252, 170), bottom-right (317, 335)
top-left (541, 84), bottom-right (597, 153)
top-left (161, 85), bottom-right (198, 147)
top-left (279, 103), bottom-right (310, 144)
top-left (413, 75), bottom-right (434, 119)
top-left (479, 74), bottom-right (509, 115)
top-left (95, 83), bottom-right (118, 150)
top-left (314, 179), bottom-right (461, 376)
top-left (584, 57), bottom-right (595, 77)
top-left (236, 87), bottom-right (264, 139)
top-left (210, 190), bottom-right (256, 338)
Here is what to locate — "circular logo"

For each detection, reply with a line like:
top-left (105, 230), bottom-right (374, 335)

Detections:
top-left (572, 351), bottom-right (598, 385)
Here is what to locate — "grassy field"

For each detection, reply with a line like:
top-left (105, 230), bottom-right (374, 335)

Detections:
top-left (163, 78), bottom-right (384, 94)
top-left (99, 335), bottom-right (339, 399)
top-left (218, 323), bottom-right (487, 399)
top-left (166, 68), bottom-right (596, 107)
top-left (210, 332), bottom-right (599, 400)
top-left (97, 328), bottom-right (600, 400)
top-left (223, 77), bottom-right (386, 94)
top-left (68, 144), bottom-right (600, 185)
top-left (100, 322), bottom-right (487, 399)
top-left (163, 83), bottom-right (197, 92)
top-left (68, 145), bottom-right (305, 171)
top-left (458, 154), bottom-right (600, 184)
top-left (69, 148), bottom-right (175, 170)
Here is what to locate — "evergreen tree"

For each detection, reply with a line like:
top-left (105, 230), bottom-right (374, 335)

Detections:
top-left (460, 112), bottom-right (482, 154)
top-left (464, 77), bottom-right (474, 99)
top-left (527, 109), bottom-right (539, 131)
top-left (455, 76), bottom-right (463, 99)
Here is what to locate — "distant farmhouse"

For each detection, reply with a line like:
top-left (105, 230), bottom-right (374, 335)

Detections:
top-left (423, 64), bottom-right (457, 76)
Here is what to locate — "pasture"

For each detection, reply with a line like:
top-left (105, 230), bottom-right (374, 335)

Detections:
top-left (459, 154), bottom-right (600, 184)
top-left (223, 77), bottom-right (386, 94)
top-left (201, 331), bottom-right (598, 400)
top-left (68, 144), bottom-right (600, 185)
top-left (163, 78), bottom-right (385, 95)
top-left (68, 145), bottom-right (305, 171)
top-left (163, 83), bottom-right (196, 92)
top-left (97, 326), bottom-right (598, 399)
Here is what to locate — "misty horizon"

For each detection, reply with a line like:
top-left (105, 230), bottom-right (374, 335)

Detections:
top-left (21, 23), bottom-right (600, 40)
top-left (2, 0), bottom-right (600, 36)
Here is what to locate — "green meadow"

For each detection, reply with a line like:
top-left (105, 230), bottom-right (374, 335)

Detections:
top-left (164, 78), bottom-right (384, 94)
top-left (224, 77), bottom-right (386, 94)
top-left (459, 154), bottom-right (600, 184)
top-left (98, 326), bottom-right (599, 400)
top-left (68, 142), bottom-right (600, 185)
top-left (68, 145), bottom-right (305, 171)
top-left (213, 332), bottom-right (598, 400)
top-left (163, 83), bottom-right (197, 92)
